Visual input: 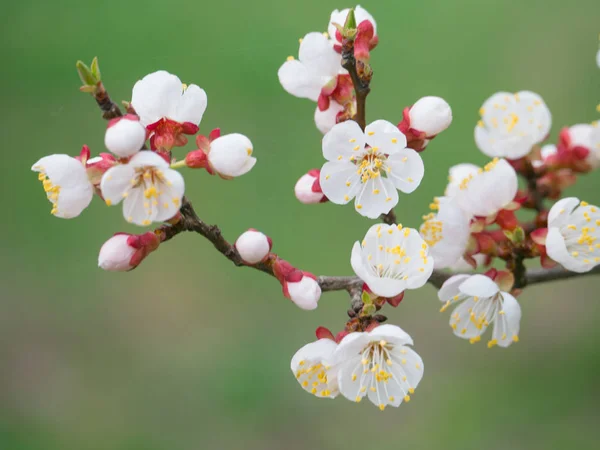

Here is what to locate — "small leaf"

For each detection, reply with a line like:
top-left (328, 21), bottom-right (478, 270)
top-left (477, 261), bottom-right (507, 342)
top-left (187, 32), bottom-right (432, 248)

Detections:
top-left (361, 290), bottom-right (372, 305)
top-left (343, 8), bottom-right (357, 31)
top-left (90, 56), bottom-right (101, 81)
top-left (362, 304), bottom-right (376, 316)
top-left (76, 60), bottom-right (96, 86)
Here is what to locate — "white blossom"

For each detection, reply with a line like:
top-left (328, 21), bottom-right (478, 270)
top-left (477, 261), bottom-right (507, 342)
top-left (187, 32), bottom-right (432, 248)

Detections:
top-left (100, 151), bottom-right (184, 226)
top-left (104, 115), bottom-right (147, 158)
top-left (278, 32), bottom-right (341, 102)
top-left (439, 274), bottom-right (521, 347)
top-left (475, 91), bottom-right (551, 159)
top-left (319, 120), bottom-right (424, 218)
top-left (420, 198), bottom-right (471, 269)
top-left (333, 325), bottom-right (423, 410)
top-left (408, 96), bottom-right (453, 137)
top-left (207, 133), bottom-right (256, 178)
top-left (291, 339), bottom-right (339, 398)
top-left (131, 70), bottom-right (207, 127)
top-left (31, 154), bottom-right (94, 218)
top-left (546, 197), bottom-right (600, 273)
top-left (235, 230), bottom-right (272, 264)
top-left (454, 158), bottom-right (518, 217)
top-left (351, 224), bottom-right (433, 298)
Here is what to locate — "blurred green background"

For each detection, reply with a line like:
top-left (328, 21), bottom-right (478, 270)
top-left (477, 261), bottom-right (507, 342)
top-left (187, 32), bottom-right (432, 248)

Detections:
top-left (2, 0), bottom-right (600, 449)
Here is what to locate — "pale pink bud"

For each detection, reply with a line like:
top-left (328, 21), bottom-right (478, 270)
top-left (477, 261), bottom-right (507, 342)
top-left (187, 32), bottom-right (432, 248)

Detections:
top-left (285, 272), bottom-right (321, 310)
top-left (98, 232), bottom-right (159, 272)
top-left (409, 96), bottom-right (453, 138)
top-left (235, 229), bottom-right (272, 264)
top-left (104, 114), bottom-right (147, 158)
top-left (295, 169), bottom-right (326, 204)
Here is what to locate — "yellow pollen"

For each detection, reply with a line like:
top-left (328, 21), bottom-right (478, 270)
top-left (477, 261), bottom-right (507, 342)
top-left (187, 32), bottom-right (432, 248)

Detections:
top-left (487, 339), bottom-right (498, 348)
top-left (367, 131), bottom-right (375, 136)
top-left (379, 404), bottom-right (385, 411)
top-left (356, 204), bottom-right (363, 209)
top-left (351, 374), bottom-right (357, 381)
top-left (408, 388), bottom-right (415, 394)
top-left (404, 395), bottom-right (411, 402)
top-left (581, 201), bottom-right (589, 206)
top-left (246, 148), bottom-right (252, 156)
top-left (391, 138), bottom-right (398, 143)
top-left (105, 199), bottom-right (112, 206)
top-left (286, 56), bottom-right (294, 61)
top-left (512, 335), bottom-right (519, 342)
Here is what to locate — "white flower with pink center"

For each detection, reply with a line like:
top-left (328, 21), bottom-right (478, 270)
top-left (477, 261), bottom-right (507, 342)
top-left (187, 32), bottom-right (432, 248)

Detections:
top-left (291, 339), bottom-right (339, 399)
top-left (319, 120), bottom-right (424, 218)
top-left (131, 71), bottom-right (207, 151)
top-left (351, 224), bottom-right (433, 298)
top-left (454, 158), bottom-right (518, 218)
top-left (439, 274), bottom-right (521, 347)
top-left (31, 154), bottom-right (94, 218)
top-left (546, 197), bottom-right (600, 273)
top-left (475, 91), bottom-right (551, 160)
top-left (333, 325), bottom-right (423, 410)
top-left (100, 151), bottom-right (184, 226)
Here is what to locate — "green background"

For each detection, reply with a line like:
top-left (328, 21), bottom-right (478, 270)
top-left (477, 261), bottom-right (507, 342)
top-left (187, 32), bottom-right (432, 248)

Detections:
top-left (2, 0), bottom-right (600, 449)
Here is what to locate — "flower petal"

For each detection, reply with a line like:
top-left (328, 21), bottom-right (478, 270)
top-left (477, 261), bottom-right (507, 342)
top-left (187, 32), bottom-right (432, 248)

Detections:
top-left (458, 274), bottom-right (500, 298)
top-left (155, 169), bottom-right (185, 222)
top-left (438, 274), bottom-right (471, 302)
top-left (322, 120), bottom-right (366, 161)
top-left (319, 161), bottom-right (360, 204)
top-left (493, 292), bottom-right (521, 348)
top-left (131, 71), bottom-right (183, 126)
top-left (298, 32), bottom-right (341, 77)
top-left (386, 149), bottom-right (424, 193)
top-left (354, 177), bottom-right (397, 219)
top-left (129, 151), bottom-right (169, 169)
top-left (364, 120), bottom-right (406, 153)
top-left (100, 164), bottom-right (136, 206)
top-left (547, 197), bottom-right (580, 228)
top-left (171, 84), bottom-right (207, 125)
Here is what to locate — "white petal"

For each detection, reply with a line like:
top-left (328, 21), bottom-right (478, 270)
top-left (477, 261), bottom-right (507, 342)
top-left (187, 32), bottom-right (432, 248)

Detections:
top-left (546, 227), bottom-right (589, 273)
top-left (171, 84), bottom-right (207, 124)
top-left (278, 60), bottom-right (324, 101)
top-left (131, 71), bottom-right (183, 126)
top-left (445, 163), bottom-right (480, 197)
top-left (386, 149), bottom-right (424, 193)
top-left (314, 101), bottom-right (344, 134)
top-left (154, 169), bottom-right (185, 222)
top-left (438, 274), bottom-right (471, 302)
top-left (123, 186), bottom-right (156, 225)
top-left (493, 292), bottom-right (521, 348)
top-left (129, 151), bottom-right (169, 169)
top-left (367, 324), bottom-right (413, 346)
top-left (354, 177), bottom-right (397, 219)
top-left (333, 332), bottom-right (369, 364)
top-left (100, 164), bottom-right (136, 206)
top-left (208, 134), bottom-right (255, 177)
top-left (363, 276), bottom-right (407, 298)
top-left (291, 339), bottom-right (337, 371)
top-left (319, 161), bottom-right (360, 204)
top-left (288, 277), bottom-right (321, 310)
top-left (298, 32), bottom-right (341, 77)
top-left (547, 197), bottom-right (579, 228)
top-left (364, 120), bottom-right (407, 152)
top-left (458, 274), bottom-right (499, 298)
top-left (322, 120), bottom-right (366, 161)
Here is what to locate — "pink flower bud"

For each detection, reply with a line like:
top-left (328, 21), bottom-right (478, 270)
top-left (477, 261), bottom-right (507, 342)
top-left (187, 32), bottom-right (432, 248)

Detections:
top-left (295, 169), bottom-right (326, 204)
top-left (104, 114), bottom-right (147, 158)
top-left (86, 153), bottom-right (116, 186)
top-left (98, 232), bottom-right (160, 272)
top-left (185, 148), bottom-right (209, 169)
top-left (235, 229), bottom-right (272, 264)
top-left (285, 271), bottom-right (321, 310)
top-left (408, 96), bottom-right (453, 138)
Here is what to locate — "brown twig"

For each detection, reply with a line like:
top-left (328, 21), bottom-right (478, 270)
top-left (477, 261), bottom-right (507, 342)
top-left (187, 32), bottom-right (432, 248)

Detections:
top-left (341, 40), bottom-right (370, 131)
top-left (94, 81), bottom-right (123, 120)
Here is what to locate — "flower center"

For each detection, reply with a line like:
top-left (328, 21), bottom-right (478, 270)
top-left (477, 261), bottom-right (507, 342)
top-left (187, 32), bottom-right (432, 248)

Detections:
top-left (356, 148), bottom-right (387, 184)
top-left (38, 172), bottom-right (60, 215)
top-left (295, 360), bottom-right (332, 397)
top-left (348, 340), bottom-right (416, 410)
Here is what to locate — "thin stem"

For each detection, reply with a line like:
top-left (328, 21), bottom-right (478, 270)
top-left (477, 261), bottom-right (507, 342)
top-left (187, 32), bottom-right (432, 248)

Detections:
top-left (341, 41), bottom-right (370, 131)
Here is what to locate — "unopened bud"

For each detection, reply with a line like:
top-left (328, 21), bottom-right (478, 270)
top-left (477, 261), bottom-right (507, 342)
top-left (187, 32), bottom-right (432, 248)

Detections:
top-left (285, 271), bottom-right (321, 310)
top-left (98, 232), bottom-right (160, 272)
top-left (104, 115), bottom-right (146, 158)
top-left (409, 96), bottom-right (453, 138)
top-left (295, 169), bottom-right (326, 204)
top-left (207, 133), bottom-right (256, 178)
top-left (185, 148), bottom-right (209, 169)
top-left (235, 229), bottom-right (273, 264)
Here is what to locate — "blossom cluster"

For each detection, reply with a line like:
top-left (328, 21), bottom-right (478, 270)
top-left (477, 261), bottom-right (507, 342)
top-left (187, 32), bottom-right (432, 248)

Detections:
top-left (33, 4), bottom-right (600, 414)
top-left (33, 70), bottom-right (257, 270)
